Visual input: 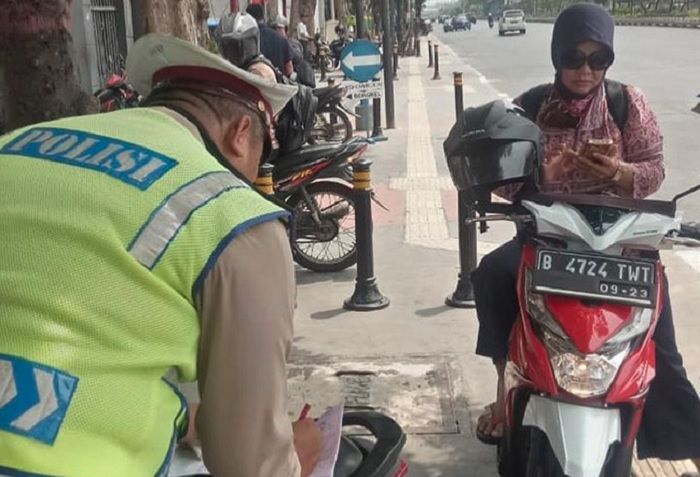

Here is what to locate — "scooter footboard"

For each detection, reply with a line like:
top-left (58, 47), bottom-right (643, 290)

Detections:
top-left (522, 395), bottom-right (621, 477)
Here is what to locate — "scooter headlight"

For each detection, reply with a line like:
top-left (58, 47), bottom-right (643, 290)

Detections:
top-left (549, 347), bottom-right (628, 398)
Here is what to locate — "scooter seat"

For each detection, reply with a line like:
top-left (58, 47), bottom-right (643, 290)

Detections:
top-left (274, 143), bottom-right (345, 170)
top-left (313, 85), bottom-right (343, 104)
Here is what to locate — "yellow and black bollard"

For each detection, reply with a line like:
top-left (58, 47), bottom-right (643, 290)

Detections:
top-left (446, 71), bottom-right (477, 309)
top-left (427, 40), bottom-right (433, 68)
top-left (254, 163), bottom-right (275, 196)
top-left (432, 44), bottom-right (441, 80)
top-left (344, 158), bottom-right (390, 311)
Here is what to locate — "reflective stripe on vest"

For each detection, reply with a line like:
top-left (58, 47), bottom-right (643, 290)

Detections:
top-left (129, 171), bottom-right (248, 269)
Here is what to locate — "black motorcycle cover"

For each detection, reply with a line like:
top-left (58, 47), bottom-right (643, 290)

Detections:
top-left (276, 83), bottom-right (318, 154)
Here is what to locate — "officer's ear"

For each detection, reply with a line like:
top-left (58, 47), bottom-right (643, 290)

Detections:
top-left (222, 115), bottom-right (259, 180)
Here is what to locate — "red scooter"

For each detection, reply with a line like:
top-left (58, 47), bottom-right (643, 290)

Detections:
top-left (445, 100), bottom-right (700, 477)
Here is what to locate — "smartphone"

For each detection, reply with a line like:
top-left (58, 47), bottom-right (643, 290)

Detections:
top-left (581, 138), bottom-right (614, 160)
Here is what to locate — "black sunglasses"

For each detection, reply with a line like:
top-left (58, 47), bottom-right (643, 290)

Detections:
top-left (561, 49), bottom-right (613, 71)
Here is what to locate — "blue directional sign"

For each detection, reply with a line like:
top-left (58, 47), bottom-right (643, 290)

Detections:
top-left (340, 40), bottom-right (383, 83)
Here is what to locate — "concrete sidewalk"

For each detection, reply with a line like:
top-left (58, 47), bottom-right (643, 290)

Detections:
top-left (290, 36), bottom-right (700, 476)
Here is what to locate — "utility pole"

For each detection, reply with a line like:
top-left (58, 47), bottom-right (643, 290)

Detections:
top-left (353, 0), bottom-right (366, 38)
top-left (381, 0), bottom-right (395, 128)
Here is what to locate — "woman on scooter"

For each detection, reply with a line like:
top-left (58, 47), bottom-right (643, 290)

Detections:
top-left (473, 3), bottom-right (700, 472)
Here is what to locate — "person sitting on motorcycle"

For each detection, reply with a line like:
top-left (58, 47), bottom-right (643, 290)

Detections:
top-left (246, 3), bottom-right (294, 78)
top-left (487, 12), bottom-right (494, 27)
top-left (473, 4), bottom-right (700, 471)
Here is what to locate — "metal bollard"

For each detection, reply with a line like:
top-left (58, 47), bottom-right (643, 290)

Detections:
top-left (320, 56), bottom-right (327, 82)
top-left (432, 44), bottom-right (441, 80)
top-left (344, 159), bottom-right (390, 311)
top-left (416, 37), bottom-right (421, 57)
top-left (371, 97), bottom-right (387, 141)
top-left (427, 40), bottom-right (433, 67)
top-left (254, 163), bottom-right (275, 196)
top-left (392, 42), bottom-right (399, 80)
top-left (328, 77), bottom-right (336, 86)
top-left (446, 72), bottom-right (476, 308)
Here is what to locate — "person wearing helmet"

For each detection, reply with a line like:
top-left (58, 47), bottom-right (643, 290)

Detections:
top-left (471, 4), bottom-right (700, 470)
top-left (246, 3), bottom-right (294, 78)
top-left (273, 15), bottom-right (316, 88)
top-left (216, 11), bottom-right (279, 83)
top-left (0, 34), bottom-right (321, 477)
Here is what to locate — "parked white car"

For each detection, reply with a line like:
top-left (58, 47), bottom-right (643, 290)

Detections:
top-left (499, 9), bottom-right (526, 35)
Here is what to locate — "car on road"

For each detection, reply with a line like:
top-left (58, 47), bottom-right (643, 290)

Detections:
top-left (499, 9), bottom-right (526, 35)
top-left (443, 18), bottom-right (454, 32)
top-left (452, 14), bottom-right (470, 31)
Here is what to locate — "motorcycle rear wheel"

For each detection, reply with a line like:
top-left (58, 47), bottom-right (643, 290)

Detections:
top-left (288, 181), bottom-right (357, 273)
top-left (309, 107), bottom-right (353, 144)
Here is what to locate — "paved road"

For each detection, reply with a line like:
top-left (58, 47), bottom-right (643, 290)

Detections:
top-left (435, 22), bottom-right (700, 219)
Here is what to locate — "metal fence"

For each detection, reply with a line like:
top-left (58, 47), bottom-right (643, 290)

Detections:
top-left (90, 0), bottom-right (124, 85)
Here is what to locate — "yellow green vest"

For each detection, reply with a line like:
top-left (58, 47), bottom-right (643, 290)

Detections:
top-left (0, 108), bottom-right (286, 476)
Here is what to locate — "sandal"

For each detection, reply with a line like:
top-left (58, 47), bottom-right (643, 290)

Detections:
top-left (476, 402), bottom-right (504, 446)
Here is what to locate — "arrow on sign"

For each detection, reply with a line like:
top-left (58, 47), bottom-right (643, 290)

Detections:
top-left (343, 51), bottom-right (382, 72)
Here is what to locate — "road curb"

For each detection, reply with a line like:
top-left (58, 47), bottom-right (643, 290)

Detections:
top-left (527, 16), bottom-right (700, 28)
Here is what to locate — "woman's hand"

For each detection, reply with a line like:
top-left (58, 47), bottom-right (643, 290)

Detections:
top-left (541, 147), bottom-right (579, 183)
top-left (575, 147), bottom-right (621, 180)
top-left (293, 418), bottom-right (322, 477)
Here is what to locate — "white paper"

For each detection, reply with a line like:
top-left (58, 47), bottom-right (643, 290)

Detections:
top-left (168, 444), bottom-right (209, 477)
top-left (308, 402), bottom-right (345, 477)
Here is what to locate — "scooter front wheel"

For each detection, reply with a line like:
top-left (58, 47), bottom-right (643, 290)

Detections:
top-left (288, 181), bottom-right (357, 273)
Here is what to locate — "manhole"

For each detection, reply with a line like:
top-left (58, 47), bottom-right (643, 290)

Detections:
top-left (287, 356), bottom-right (461, 434)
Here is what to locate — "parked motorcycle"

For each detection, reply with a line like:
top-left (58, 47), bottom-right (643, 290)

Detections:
top-left (445, 101), bottom-right (700, 477)
top-left (273, 137), bottom-right (368, 272)
top-left (309, 84), bottom-right (356, 144)
top-left (94, 70), bottom-right (141, 112)
top-left (313, 33), bottom-right (336, 74)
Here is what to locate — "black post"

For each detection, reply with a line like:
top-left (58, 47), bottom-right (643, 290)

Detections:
top-left (344, 159), bottom-right (390, 311)
top-left (354, 0), bottom-right (367, 38)
top-left (381, 0), bottom-right (395, 129)
top-left (427, 40), bottom-right (433, 67)
top-left (392, 42), bottom-right (399, 80)
top-left (320, 58), bottom-right (327, 81)
top-left (371, 97), bottom-right (386, 140)
top-left (432, 43), bottom-right (441, 80)
top-left (446, 71), bottom-right (476, 309)
top-left (415, 37), bottom-right (421, 57)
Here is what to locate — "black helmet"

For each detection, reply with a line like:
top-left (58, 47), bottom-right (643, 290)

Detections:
top-left (216, 12), bottom-right (260, 68)
top-left (444, 100), bottom-right (542, 202)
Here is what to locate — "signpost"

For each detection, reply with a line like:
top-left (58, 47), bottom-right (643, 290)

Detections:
top-left (340, 40), bottom-right (383, 83)
top-left (340, 40), bottom-right (387, 138)
top-left (344, 80), bottom-right (384, 100)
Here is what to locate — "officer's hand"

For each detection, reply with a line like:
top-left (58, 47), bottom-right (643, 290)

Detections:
top-left (292, 418), bottom-right (321, 477)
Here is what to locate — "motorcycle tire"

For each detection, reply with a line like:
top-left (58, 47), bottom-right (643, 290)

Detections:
top-left (321, 56), bottom-right (335, 73)
top-left (287, 181), bottom-right (357, 273)
top-left (308, 107), bottom-right (353, 144)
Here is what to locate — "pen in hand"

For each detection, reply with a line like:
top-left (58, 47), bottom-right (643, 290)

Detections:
top-left (298, 403), bottom-right (311, 421)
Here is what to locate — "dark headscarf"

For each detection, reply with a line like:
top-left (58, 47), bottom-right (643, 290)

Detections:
top-left (551, 3), bottom-right (615, 72)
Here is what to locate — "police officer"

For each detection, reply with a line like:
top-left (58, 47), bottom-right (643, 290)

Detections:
top-left (0, 34), bottom-right (320, 477)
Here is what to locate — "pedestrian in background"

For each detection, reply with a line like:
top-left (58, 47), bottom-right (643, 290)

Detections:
top-left (246, 3), bottom-right (294, 78)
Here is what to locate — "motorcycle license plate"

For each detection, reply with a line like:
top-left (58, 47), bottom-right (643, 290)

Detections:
top-left (532, 249), bottom-right (657, 307)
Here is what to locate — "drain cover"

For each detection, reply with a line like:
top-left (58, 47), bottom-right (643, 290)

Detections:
top-left (287, 356), bottom-right (460, 434)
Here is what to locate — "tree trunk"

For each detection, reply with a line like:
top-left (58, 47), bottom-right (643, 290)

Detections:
top-left (300, 0), bottom-right (318, 35)
top-left (335, 0), bottom-right (351, 24)
top-left (266, 0), bottom-right (280, 23)
top-left (0, 0), bottom-right (97, 132)
top-left (131, 0), bottom-right (210, 47)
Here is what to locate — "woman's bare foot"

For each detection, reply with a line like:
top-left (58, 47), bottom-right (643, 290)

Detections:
top-left (476, 359), bottom-right (507, 445)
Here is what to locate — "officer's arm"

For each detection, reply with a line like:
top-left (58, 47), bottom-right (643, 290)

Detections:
top-left (194, 220), bottom-right (301, 477)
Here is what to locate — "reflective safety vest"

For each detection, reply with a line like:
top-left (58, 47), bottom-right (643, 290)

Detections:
top-left (0, 108), bottom-right (287, 476)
